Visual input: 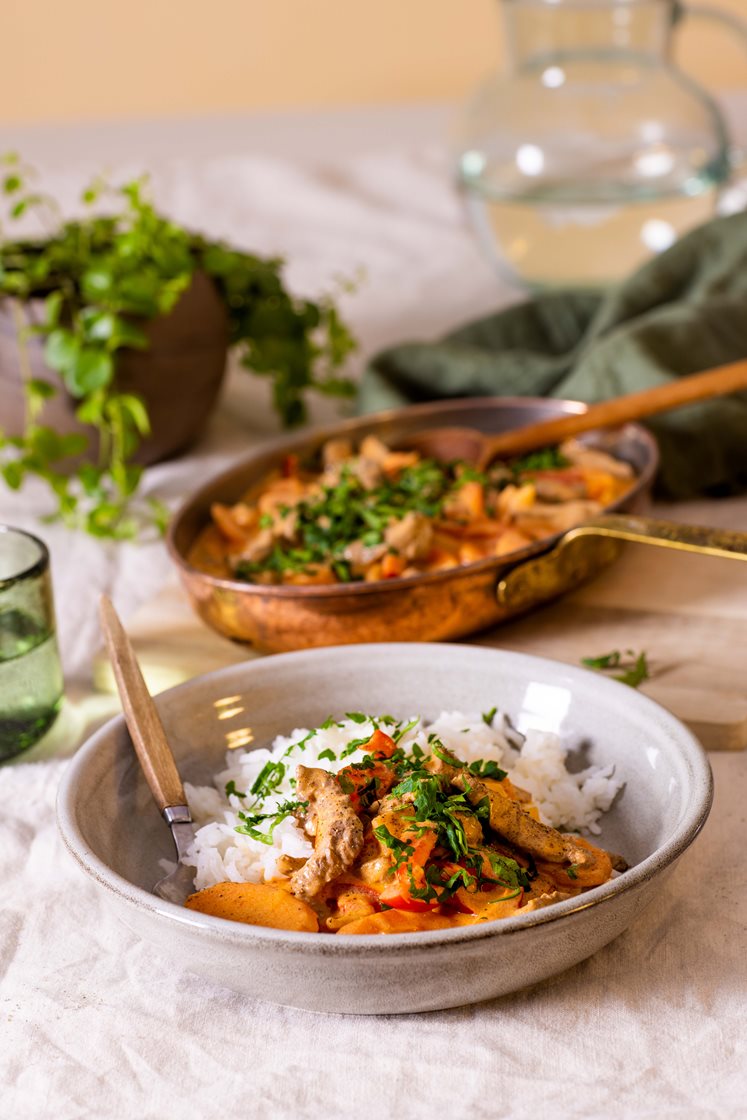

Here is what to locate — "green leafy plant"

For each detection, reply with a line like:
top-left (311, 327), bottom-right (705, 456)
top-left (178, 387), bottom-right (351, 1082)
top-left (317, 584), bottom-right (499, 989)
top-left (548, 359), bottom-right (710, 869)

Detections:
top-left (0, 155), bottom-right (356, 538)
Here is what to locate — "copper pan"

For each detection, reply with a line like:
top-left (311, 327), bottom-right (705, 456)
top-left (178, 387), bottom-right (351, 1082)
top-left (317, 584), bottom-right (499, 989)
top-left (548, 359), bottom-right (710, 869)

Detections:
top-left (167, 397), bottom-right (747, 654)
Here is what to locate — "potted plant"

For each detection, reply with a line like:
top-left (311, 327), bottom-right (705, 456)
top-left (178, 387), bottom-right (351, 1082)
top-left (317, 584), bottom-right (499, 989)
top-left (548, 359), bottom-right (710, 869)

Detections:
top-left (0, 156), bottom-right (356, 538)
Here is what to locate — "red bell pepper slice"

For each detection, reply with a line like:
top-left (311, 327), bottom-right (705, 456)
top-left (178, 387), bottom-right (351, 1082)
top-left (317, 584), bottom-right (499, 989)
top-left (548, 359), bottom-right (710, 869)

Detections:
top-left (365, 728), bottom-right (397, 759)
top-left (281, 453), bottom-right (299, 478)
top-left (379, 832), bottom-right (439, 911)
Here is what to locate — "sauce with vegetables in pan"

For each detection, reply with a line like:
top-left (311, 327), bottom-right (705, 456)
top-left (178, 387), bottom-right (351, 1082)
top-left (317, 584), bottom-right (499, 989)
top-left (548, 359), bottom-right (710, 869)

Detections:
top-left (189, 436), bottom-right (635, 585)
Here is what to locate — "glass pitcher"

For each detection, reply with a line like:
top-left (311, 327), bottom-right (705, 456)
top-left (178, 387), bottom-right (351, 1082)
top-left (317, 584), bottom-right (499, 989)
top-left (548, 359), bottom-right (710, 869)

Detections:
top-left (455, 0), bottom-right (746, 289)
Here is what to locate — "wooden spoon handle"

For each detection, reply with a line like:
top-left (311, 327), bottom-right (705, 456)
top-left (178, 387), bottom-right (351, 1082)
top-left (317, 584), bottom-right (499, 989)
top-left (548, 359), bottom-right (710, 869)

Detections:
top-left (99, 595), bottom-right (186, 814)
top-left (481, 357), bottom-right (747, 465)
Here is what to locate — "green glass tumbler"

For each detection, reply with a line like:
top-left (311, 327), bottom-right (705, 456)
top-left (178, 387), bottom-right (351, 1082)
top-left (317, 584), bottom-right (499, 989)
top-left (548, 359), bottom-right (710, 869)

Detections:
top-left (0, 526), bottom-right (64, 761)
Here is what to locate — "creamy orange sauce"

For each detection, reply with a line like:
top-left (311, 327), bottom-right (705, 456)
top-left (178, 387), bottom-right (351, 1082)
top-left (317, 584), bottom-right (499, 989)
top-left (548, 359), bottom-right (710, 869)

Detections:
top-left (189, 435), bottom-right (634, 586)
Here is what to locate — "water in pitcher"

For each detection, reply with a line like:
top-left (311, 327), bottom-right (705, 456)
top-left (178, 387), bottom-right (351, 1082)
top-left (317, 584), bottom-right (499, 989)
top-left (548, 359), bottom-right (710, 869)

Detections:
top-left (464, 175), bottom-right (720, 288)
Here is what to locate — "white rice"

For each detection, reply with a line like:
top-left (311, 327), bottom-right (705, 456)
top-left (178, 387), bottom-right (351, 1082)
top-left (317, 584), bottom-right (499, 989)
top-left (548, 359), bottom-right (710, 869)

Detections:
top-left (182, 711), bottom-right (620, 891)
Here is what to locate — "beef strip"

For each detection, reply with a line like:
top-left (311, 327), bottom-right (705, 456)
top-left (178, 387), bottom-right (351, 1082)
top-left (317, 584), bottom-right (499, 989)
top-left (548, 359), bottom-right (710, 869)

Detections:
top-left (426, 754), bottom-right (588, 868)
top-left (289, 766), bottom-right (364, 901)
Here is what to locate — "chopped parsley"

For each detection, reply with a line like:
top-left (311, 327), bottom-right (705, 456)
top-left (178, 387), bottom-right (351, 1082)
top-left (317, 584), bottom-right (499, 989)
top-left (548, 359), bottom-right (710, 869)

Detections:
top-left (388, 763), bottom-right (526, 898)
top-left (373, 825), bottom-right (415, 867)
top-left (482, 849), bottom-right (531, 891)
top-left (339, 735), bottom-right (375, 759)
top-left (250, 760), bottom-right (286, 800)
top-left (468, 759), bottom-right (508, 781)
top-left (236, 799), bottom-right (307, 845)
top-left (232, 459), bottom-right (469, 583)
top-left (444, 866), bottom-right (477, 892)
top-left (282, 729), bottom-right (316, 757)
top-left (431, 743), bottom-right (462, 767)
top-left (392, 717), bottom-right (419, 743)
top-left (511, 447), bottom-right (570, 474)
top-left (582, 648), bottom-right (650, 689)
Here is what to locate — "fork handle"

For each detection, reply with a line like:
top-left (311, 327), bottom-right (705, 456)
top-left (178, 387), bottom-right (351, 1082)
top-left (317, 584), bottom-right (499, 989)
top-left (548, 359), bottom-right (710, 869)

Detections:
top-left (99, 595), bottom-right (187, 814)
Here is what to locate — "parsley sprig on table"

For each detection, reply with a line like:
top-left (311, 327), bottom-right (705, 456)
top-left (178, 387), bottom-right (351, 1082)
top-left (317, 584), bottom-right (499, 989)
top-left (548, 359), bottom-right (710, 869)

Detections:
top-left (581, 649), bottom-right (651, 689)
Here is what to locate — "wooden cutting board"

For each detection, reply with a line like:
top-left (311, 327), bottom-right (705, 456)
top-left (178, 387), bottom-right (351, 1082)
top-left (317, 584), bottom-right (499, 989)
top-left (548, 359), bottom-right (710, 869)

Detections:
top-left (472, 538), bottom-right (747, 750)
top-left (93, 532), bottom-right (747, 751)
top-left (472, 601), bottom-right (747, 751)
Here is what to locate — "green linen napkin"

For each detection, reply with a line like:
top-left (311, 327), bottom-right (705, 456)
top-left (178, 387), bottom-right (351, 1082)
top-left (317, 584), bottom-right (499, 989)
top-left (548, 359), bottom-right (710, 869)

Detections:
top-left (359, 212), bottom-right (747, 499)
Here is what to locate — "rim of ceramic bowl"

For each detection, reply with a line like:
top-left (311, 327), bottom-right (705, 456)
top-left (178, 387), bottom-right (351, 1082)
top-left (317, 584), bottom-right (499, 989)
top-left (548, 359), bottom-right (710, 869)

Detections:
top-left (56, 644), bottom-right (712, 955)
top-left (166, 397), bottom-right (659, 598)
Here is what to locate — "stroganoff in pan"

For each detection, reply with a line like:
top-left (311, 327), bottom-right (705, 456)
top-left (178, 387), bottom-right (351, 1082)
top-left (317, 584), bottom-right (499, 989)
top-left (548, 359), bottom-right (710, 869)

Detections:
top-left (189, 436), bottom-right (635, 585)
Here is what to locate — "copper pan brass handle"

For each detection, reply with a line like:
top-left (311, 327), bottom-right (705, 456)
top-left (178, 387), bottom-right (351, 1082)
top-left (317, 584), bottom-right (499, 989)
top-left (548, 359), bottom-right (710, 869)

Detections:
top-left (496, 514), bottom-right (747, 611)
top-left (559, 513), bottom-right (747, 559)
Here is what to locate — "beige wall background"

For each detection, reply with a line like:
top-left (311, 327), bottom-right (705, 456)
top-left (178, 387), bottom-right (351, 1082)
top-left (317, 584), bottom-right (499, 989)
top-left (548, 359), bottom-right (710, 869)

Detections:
top-left (3, 0), bottom-right (746, 125)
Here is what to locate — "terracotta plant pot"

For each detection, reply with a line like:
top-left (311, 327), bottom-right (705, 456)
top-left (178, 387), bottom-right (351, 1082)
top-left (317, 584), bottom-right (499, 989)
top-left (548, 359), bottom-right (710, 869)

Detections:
top-left (0, 270), bottom-right (229, 466)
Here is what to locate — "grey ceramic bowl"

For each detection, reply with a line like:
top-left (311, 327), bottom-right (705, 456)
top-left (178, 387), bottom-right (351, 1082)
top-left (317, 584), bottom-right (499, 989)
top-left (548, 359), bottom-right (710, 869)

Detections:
top-left (57, 644), bottom-right (712, 1015)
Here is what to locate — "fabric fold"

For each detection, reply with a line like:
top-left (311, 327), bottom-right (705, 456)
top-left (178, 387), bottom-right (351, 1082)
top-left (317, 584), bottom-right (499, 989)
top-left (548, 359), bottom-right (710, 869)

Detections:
top-left (361, 212), bottom-right (747, 499)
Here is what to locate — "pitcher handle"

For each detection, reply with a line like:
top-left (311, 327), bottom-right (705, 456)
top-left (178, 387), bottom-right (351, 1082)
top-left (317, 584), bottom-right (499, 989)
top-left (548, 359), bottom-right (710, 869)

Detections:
top-left (675, 3), bottom-right (747, 45)
top-left (673, 2), bottom-right (747, 183)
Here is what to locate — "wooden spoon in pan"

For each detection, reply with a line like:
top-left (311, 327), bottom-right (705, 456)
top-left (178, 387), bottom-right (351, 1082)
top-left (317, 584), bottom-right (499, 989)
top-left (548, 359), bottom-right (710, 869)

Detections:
top-left (405, 358), bottom-right (747, 468)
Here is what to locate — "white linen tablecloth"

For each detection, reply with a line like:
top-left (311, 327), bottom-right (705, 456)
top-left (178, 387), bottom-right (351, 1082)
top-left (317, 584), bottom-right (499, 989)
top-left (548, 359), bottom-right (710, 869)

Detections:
top-left (2, 101), bottom-right (747, 1120)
